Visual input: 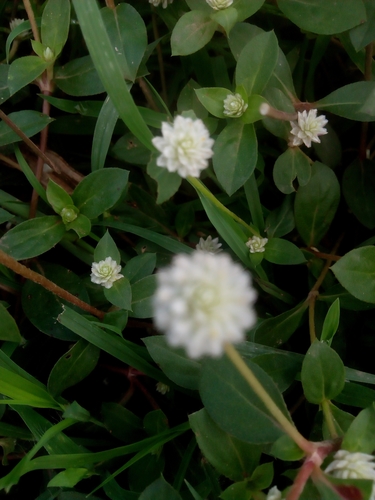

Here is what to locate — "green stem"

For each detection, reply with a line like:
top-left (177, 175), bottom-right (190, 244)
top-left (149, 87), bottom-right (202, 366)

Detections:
top-left (321, 400), bottom-right (338, 439)
top-left (225, 343), bottom-right (314, 455)
top-left (188, 177), bottom-right (255, 234)
top-left (244, 173), bottom-right (264, 233)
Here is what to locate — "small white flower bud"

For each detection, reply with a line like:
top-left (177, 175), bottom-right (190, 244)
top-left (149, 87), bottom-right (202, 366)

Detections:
top-left (156, 382), bottom-right (170, 395)
top-left (43, 46), bottom-right (54, 62)
top-left (90, 257), bottom-right (123, 289)
top-left (223, 93), bottom-right (248, 118)
top-left (149, 0), bottom-right (173, 7)
top-left (206, 0), bottom-right (233, 10)
top-left (289, 109), bottom-right (328, 148)
top-left (266, 486), bottom-right (284, 500)
top-left (246, 236), bottom-right (268, 254)
top-left (260, 103), bottom-right (271, 116)
top-left (196, 236), bottom-right (222, 254)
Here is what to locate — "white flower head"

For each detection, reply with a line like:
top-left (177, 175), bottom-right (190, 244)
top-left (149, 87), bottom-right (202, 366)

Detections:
top-left (223, 93), bottom-right (248, 118)
top-left (206, 0), bottom-right (233, 10)
top-left (196, 235), bottom-right (222, 254)
top-left (90, 257), bottom-right (123, 289)
top-left (156, 382), bottom-right (170, 395)
top-left (266, 486), bottom-right (284, 500)
top-left (246, 236), bottom-right (268, 254)
top-left (152, 116), bottom-right (214, 178)
top-left (289, 109), bottom-right (328, 148)
top-left (325, 451), bottom-right (375, 488)
top-left (153, 252), bottom-right (257, 359)
top-left (149, 0), bottom-right (173, 7)
top-left (9, 18), bottom-right (25, 31)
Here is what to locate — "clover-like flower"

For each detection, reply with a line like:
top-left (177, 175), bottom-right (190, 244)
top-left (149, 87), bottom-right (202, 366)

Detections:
top-left (266, 486), bottom-right (284, 500)
top-left (223, 93), bottom-right (248, 118)
top-left (90, 257), bottom-right (123, 289)
top-left (9, 18), bottom-right (25, 31)
top-left (156, 382), bottom-right (170, 395)
top-left (152, 116), bottom-right (214, 178)
top-left (153, 252), bottom-right (257, 359)
top-left (206, 0), bottom-right (233, 10)
top-left (149, 0), bottom-right (173, 7)
top-left (289, 109), bottom-right (328, 148)
top-left (246, 236), bottom-right (268, 254)
top-left (325, 450), bottom-right (375, 496)
top-left (196, 235), bottom-right (222, 254)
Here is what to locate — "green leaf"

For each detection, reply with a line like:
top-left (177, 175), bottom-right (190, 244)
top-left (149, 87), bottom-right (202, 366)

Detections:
top-left (8, 56), bottom-right (48, 96)
top-left (210, 7), bottom-right (238, 36)
top-left (268, 48), bottom-right (297, 98)
top-left (295, 162), bottom-right (340, 246)
top-left (146, 154), bottom-right (182, 204)
top-left (273, 148), bottom-right (311, 194)
top-left (92, 96), bottom-right (119, 171)
top-left (6, 19), bottom-right (34, 64)
top-left (235, 31), bottom-right (279, 96)
top-left (39, 94), bottom-right (103, 117)
top-left (264, 238), bottom-right (306, 265)
top-left (14, 146), bottom-right (48, 204)
top-left (94, 230), bottom-right (120, 263)
top-left (254, 302), bottom-right (308, 347)
top-left (228, 22), bottom-right (264, 61)
top-left (322, 404), bottom-right (354, 440)
top-left (104, 276), bottom-right (132, 310)
top-left (251, 353), bottom-right (302, 393)
top-left (335, 382), bottom-right (375, 408)
top-left (65, 213), bottom-right (91, 238)
top-left (349, 0), bottom-right (375, 51)
top-left (265, 195), bottom-right (295, 239)
top-left (72, 0), bottom-right (154, 150)
top-left (55, 56), bottom-right (105, 96)
top-left (331, 246), bottom-right (375, 303)
top-left (72, 168), bottom-right (129, 219)
top-left (277, 0), bottom-right (366, 35)
top-left (190, 408), bottom-right (261, 482)
top-left (271, 434), bottom-right (305, 461)
top-left (171, 11), bottom-right (217, 56)
top-left (101, 3), bottom-right (147, 82)
top-left (46, 179), bottom-right (73, 214)
top-left (213, 122), bottom-right (257, 196)
top-left (247, 462), bottom-right (274, 491)
top-left (48, 468), bottom-right (88, 488)
top-left (112, 132), bottom-right (152, 166)
top-left (241, 94), bottom-right (267, 124)
top-left (47, 340), bottom-right (100, 397)
top-left (235, 0), bottom-right (266, 21)
top-left (101, 402), bottom-right (142, 443)
top-left (0, 303), bottom-right (21, 343)
top-left (124, 253), bottom-right (156, 284)
top-left (0, 111), bottom-right (53, 147)
top-left (301, 341), bottom-right (345, 404)
top-left (130, 275), bottom-right (157, 319)
top-left (195, 87), bottom-right (230, 119)
top-left (41, 0), bottom-right (71, 57)
top-left (139, 476), bottom-right (182, 500)
top-left (0, 216), bottom-right (66, 260)
top-left (342, 404), bottom-right (375, 454)
top-left (143, 336), bottom-right (201, 390)
top-left (342, 159), bottom-right (375, 229)
top-left (220, 481), bottom-right (252, 500)
top-left (200, 355), bottom-right (292, 443)
top-left (321, 299), bottom-right (340, 346)
top-left (316, 82), bottom-right (375, 121)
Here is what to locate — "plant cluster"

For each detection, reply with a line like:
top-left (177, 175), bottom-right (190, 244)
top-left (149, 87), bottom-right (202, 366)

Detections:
top-left (0, 0), bottom-right (375, 499)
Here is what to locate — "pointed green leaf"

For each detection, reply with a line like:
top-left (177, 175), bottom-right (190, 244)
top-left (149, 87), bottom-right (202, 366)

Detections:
top-left (41, 0), bottom-right (71, 57)
top-left (171, 11), bottom-right (217, 56)
top-left (273, 148), bottom-right (311, 194)
top-left (104, 276), bottom-right (132, 310)
top-left (8, 56), bottom-right (48, 96)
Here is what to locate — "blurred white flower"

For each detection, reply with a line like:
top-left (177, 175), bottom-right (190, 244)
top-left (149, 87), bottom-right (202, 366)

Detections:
top-left (196, 235), bottom-right (222, 254)
top-left (43, 46), bottom-right (54, 62)
top-left (266, 486), bottom-right (283, 500)
top-left (9, 18), bottom-right (25, 31)
top-left (152, 116), bottom-right (214, 178)
top-left (289, 109), bottom-right (328, 148)
top-left (149, 0), bottom-right (173, 7)
top-left (156, 382), bottom-right (170, 395)
top-left (206, 0), bottom-right (233, 10)
top-left (223, 93), bottom-right (248, 117)
top-left (153, 252), bottom-right (257, 359)
top-left (325, 450), bottom-right (375, 498)
top-left (246, 236), bottom-right (268, 254)
top-left (90, 257), bottom-right (123, 289)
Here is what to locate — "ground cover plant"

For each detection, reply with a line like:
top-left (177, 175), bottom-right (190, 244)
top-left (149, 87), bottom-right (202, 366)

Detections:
top-left (1, 0), bottom-right (375, 498)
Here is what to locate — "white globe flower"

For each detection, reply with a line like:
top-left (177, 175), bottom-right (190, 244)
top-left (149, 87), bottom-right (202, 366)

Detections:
top-left (246, 236), bottom-right (268, 254)
top-left (206, 0), bottom-right (233, 10)
top-left (196, 235), bottom-right (222, 254)
top-left (152, 116), bottom-right (214, 178)
top-left (153, 252), bottom-right (257, 359)
top-left (223, 93), bottom-right (248, 118)
top-left (266, 486), bottom-right (284, 500)
top-left (149, 0), bottom-right (173, 7)
top-left (289, 109), bottom-right (328, 148)
top-left (90, 257), bottom-right (123, 289)
top-left (9, 18), bottom-right (25, 31)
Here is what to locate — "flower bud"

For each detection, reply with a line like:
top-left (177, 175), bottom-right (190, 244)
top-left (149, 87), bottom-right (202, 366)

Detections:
top-left (61, 206), bottom-right (78, 224)
top-left (223, 93), bottom-right (248, 118)
top-left (246, 235), bottom-right (268, 254)
top-left (206, 0), bottom-right (233, 10)
top-left (43, 46), bottom-right (54, 62)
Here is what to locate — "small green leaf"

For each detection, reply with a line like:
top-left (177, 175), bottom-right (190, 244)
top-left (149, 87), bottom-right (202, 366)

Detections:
top-left (92, 96), bottom-right (119, 171)
top-left (264, 238), bottom-right (306, 265)
top-left (124, 253), bottom-right (156, 284)
top-left (317, 82), bottom-right (375, 121)
top-left (220, 481), bottom-right (252, 500)
top-left (130, 275), bottom-right (157, 319)
top-left (104, 276), bottom-right (132, 310)
top-left (195, 87), bottom-right (230, 119)
top-left (331, 246), bottom-right (375, 303)
top-left (210, 7), bottom-right (238, 36)
top-left (301, 341), bottom-right (345, 405)
top-left (41, 0), bottom-right (71, 57)
top-left (322, 403), bottom-right (354, 440)
top-left (342, 404), bottom-right (375, 454)
top-left (46, 179), bottom-right (73, 214)
top-left (235, 31), bottom-right (279, 96)
top-left (94, 230), bottom-right (121, 263)
top-left (321, 299), bottom-right (340, 346)
top-left (171, 11), bottom-right (218, 56)
top-left (0, 216), bottom-right (66, 260)
top-left (241, 95), bottom-right (267, 124)
top-left (65, 213), bottom-right (91, 238)
top-left (8, 56), bottom-right (48, 96)
top-left (101, 402), bottom-right (142, 443)
top-left (265, 195), bottom-right (295, 239)
top-left (0, 111), bottom-right (53, 147)
top-left (0, 304), bottom-right (22, 343)
top-left (147, 155), bottom-right (182, 204)
top-left (271, 434), bottom-right (305, 461)
top-left (139, 476), bottom-right (182, 500)
top-left (273, 148), bottom-right (311, 194)
top-left (55, 56), bottom-right (105, 96)
top-left (349, 1), bottom-right (375, 51)
top-left (48, 468), bottom-right (89, 488)
top-left (47, 340), bottom-right (100, 397)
